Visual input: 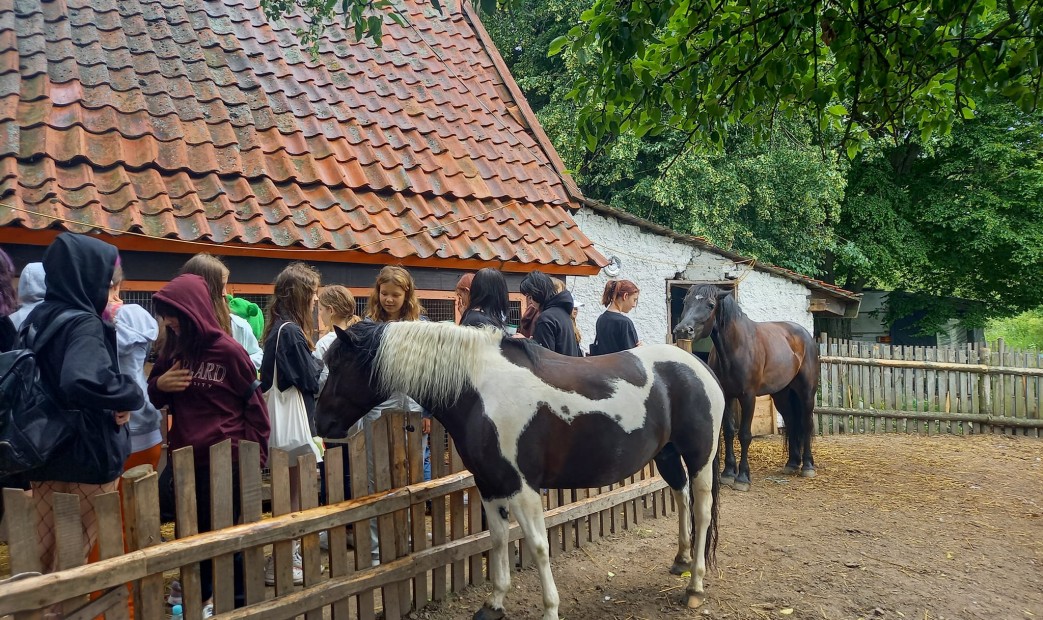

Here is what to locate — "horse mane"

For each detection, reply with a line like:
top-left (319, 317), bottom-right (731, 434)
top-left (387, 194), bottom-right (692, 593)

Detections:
top-left (373, 321), bottom-right (504, 408)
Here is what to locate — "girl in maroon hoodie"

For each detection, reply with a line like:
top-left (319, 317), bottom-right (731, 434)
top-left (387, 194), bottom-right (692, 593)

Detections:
top-left (148, 274), bottom-right (270, 615)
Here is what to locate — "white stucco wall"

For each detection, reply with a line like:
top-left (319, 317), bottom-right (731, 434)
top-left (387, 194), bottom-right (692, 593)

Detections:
top-left (565, 209), bottom-right (814, 351)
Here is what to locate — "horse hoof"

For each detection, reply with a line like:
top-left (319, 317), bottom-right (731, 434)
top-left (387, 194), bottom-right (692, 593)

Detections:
top-left (669, 561), bottom-right (690, 575)
top-left (801, 468), bottom-right (817, 478)
top-left (781, 465), bottom-right (799, 475)
top-left (473, 604), bottom-right (506, 620)
top-left (731, 481), bottom-right (751, 492)
top-left (684, 591), bottom-right (706, 609)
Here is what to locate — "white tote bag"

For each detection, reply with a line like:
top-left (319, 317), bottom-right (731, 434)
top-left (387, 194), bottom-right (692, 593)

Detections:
top-left (265, 323), bottom-right (323, 462)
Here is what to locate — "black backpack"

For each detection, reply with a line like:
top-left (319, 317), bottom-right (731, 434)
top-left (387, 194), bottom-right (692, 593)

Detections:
top-left (0, 309), bottom-right (89, 476)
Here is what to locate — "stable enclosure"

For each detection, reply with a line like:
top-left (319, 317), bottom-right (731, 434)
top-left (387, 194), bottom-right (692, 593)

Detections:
top-left (0, 411), bottom-right (676, 619)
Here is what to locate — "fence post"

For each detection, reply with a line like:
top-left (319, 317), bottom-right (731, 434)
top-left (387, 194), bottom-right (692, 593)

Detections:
top-left (121, 464), bottom-right (163, 620)
top-left (979, 346), bottom-right (992, 434)
top-left (172, 447), bottom-right (203, 620)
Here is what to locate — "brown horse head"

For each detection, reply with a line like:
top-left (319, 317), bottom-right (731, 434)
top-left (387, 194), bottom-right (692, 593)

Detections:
top-left (673, 284), bottom-right (733, 341)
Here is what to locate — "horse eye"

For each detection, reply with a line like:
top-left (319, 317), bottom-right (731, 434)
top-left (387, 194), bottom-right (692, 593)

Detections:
top-left (708, 302), bottom-right (716, 309)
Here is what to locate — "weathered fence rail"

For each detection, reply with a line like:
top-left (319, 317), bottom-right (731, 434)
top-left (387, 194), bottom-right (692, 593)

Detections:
top-left (816, 336), bottom-right (1042, 438)
top-left (0, 411), bottom-right (674, 619)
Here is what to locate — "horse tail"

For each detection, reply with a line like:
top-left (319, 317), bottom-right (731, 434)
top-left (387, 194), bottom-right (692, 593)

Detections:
top-left (784, 389), bottom-right (814, 454)
top-left (701, 444), bottom-right (721, 569)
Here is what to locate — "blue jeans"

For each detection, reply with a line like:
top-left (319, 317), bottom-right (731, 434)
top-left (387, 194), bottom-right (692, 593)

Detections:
top-left (422, 434), bottom-right (432, 481)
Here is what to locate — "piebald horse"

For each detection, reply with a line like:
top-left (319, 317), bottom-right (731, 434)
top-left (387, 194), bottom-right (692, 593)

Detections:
top-left (673, 284), bottom-right (819, 490)
top-left (316, 320), bottom-right (726, 620)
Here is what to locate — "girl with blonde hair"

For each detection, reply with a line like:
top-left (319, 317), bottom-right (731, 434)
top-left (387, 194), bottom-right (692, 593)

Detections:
top-left (367, 265), bottom-right (423, 322)
top-left (314, 285), bottom-right (360, 392)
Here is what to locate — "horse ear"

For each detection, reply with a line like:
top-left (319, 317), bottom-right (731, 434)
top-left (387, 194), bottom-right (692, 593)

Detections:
top-left (334, 325), bottom-right (352, 345)
top-left (720, 288), bottom-right (734, 299)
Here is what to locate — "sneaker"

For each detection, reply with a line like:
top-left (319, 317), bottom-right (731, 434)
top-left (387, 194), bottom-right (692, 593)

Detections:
top-left (201, 603), bottom-right (214, 619)
top-left (264, 542), bottom-right (305, 586)
top-left (166, 580), bottom-right (183, 607)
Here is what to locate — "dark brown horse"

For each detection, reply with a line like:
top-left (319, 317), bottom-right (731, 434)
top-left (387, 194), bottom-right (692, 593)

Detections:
top-left (316, 320), bottom-right (725, 620)
top-left (673, 284), bottom-right (819, 490)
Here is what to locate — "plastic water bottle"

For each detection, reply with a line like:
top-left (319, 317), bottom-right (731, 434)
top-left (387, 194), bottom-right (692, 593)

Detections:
top-left (171, 604), bottom-right (184, 620)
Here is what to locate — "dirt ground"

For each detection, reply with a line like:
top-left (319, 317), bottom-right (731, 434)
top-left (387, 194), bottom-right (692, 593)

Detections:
top-left (416, 434), bottom-right (1043, 620)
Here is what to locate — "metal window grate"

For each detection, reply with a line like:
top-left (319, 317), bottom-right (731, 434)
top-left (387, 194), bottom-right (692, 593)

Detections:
top-left (121, 291), bottom-right (157, 315)
top-left (423, 298), bottom-right (455, 323)
top-left (508, 300), bottom-right (522, 326)
top-left (236, 294), bottom-right (271, 318)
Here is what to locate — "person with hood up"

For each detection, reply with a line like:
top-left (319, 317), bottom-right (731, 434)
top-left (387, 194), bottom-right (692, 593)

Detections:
top-left (520, 270), bottom-right (582, 357)
top-left (9, 261), bottom-right (45, 331)
top-left (148, 274), bottom-right (270, 614)
top-left (85, 262), bottom-right (165, 619)
top-left (179, 253), bottom-right (264, 371)
top-left (20, 233), bottom-right (142, 591)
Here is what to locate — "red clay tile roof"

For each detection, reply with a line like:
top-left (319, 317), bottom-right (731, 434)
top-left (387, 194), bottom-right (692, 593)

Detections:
top-left (0, 0), bottom-right (604, 270)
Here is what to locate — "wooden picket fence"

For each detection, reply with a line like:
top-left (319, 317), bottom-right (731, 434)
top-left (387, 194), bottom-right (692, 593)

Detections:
top-left (816, 336), bottom-right (1043, 437)
top-left (0, 411), bottom-right (674, 619)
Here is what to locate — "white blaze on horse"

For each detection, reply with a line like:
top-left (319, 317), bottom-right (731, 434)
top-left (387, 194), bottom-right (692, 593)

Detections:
top-left (316, 321), bottom-right (726, 620)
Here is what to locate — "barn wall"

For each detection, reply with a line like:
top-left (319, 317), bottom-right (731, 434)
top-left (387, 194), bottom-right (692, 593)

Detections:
top-left (568, 208), bottom-right (814, 351)
top-left (732, 271), bottom-right (814, 333)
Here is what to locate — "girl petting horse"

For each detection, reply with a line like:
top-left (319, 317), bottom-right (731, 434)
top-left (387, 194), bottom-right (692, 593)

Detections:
top-left (316, 320), bottom-right (726, 620)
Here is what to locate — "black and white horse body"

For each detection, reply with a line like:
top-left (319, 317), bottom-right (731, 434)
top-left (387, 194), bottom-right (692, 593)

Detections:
top-left (317, 321), bottom-right (726, 620)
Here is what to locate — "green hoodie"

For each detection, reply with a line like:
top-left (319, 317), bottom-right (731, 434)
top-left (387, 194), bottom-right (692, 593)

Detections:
top-left (228, 294), bottom-right (264, 339)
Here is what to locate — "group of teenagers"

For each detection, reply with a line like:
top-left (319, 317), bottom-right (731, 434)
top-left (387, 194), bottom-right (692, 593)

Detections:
top-left (0, 232), bottom-right (643, 617)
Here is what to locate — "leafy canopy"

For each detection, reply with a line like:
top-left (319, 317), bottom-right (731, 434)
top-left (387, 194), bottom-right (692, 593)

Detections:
top-left (555, 0), bottom-right (1043, 156)
top-left (831, 100), bottom-right (1043, 327)
top-left (263, 0), bottom-right (1043, 156)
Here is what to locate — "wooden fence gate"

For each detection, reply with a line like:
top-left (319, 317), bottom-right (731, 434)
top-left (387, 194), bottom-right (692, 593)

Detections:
top-left (0, 411), bottom-right (674, 619)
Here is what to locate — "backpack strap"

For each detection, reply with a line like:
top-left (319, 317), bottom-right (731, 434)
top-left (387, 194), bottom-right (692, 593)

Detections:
top-left (243, 378), bottom-right (261, 403)
top-left (20, 308), bottom-right (92, 354)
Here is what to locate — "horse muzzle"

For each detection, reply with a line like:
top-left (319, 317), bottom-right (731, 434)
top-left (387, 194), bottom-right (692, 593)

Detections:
top-left (673, 324), bottom-right (696, 339)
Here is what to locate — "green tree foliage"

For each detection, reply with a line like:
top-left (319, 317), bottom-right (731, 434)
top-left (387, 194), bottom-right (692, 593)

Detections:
top-left (579, 124), bottom-right (847, 275)
top-left (486, 3), bottom-right (848, 274)
top-left (832, 101), bottom-right (1043, 327)
top-left (986, 308), bottom-right (1043, 349)
top-left (557, 1), bottom-right (1043, 156)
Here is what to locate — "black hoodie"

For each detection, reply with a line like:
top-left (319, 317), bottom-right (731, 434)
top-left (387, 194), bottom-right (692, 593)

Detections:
top-left (532, 290), bottom-right (581, 357)
top-left (23, 233), bottom-right (143, 483)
